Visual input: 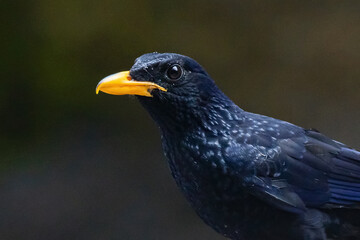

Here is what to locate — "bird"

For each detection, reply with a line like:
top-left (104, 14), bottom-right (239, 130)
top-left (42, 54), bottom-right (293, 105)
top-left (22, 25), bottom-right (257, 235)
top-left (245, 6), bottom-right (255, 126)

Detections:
top-left (96, 53), bottom-right (360, 240)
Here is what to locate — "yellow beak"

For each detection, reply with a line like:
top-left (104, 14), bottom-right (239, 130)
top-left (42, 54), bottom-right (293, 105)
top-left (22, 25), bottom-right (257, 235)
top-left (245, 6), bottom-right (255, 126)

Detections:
top-left (96, 71), bottom-right (167, 97)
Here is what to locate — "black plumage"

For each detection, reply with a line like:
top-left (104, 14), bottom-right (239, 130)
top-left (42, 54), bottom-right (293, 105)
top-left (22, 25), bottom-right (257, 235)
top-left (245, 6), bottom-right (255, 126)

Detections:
top-left (97, 53), bottom-right (360, 240)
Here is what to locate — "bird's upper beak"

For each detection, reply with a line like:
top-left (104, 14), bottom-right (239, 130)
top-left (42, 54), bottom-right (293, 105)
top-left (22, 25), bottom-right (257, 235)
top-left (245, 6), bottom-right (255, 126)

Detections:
top-left (96, 71), bottom-right (167, 97)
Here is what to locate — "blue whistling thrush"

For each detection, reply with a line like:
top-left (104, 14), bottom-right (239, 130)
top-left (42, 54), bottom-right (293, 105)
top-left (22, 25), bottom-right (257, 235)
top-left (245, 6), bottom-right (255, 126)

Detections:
top-left (96, 53), bottom-right (360, 240)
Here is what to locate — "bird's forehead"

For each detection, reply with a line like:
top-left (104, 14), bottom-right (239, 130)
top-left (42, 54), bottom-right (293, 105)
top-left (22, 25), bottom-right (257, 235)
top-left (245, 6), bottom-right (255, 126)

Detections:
top-left (134, 53), bottom-right (169, 66)
top-left (132, 52), bottom-right (185, 71)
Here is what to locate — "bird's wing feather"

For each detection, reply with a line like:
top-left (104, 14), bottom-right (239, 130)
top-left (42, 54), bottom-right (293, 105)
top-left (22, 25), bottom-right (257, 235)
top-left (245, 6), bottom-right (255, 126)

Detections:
top-left (228, 115), bottom-right (360, 213)
top-left (327, 147), bottom-right (360, 206)
top-left (294, 130), bottom-right (360, 208)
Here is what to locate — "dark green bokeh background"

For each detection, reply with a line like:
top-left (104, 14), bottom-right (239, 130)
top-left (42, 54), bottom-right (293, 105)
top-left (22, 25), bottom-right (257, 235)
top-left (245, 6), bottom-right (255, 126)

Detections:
top-left (1, 1), bottom-right (360, 239)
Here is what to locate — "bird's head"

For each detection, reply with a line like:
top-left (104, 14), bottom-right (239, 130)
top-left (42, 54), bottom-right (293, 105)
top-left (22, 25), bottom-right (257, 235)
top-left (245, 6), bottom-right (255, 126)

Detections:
top-left (96, 53), bottom-right (233, 131)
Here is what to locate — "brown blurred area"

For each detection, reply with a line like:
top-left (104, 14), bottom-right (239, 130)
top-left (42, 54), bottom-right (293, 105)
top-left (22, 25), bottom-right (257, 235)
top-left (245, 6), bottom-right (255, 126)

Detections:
top-left (1, 1), bottom-right (360, 239)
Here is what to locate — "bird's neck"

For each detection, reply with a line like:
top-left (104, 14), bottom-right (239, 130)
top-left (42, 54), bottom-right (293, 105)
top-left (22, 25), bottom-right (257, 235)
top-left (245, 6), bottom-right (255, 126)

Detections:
top-left (140, 92), bottom-right (244, 137)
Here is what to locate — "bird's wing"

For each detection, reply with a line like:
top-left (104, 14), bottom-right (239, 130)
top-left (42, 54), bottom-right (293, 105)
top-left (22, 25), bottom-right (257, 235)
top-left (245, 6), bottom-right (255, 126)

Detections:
top-left (301, 130), bottom-right (360, 208)
top-left (225, 122), bottom-right (360, 214)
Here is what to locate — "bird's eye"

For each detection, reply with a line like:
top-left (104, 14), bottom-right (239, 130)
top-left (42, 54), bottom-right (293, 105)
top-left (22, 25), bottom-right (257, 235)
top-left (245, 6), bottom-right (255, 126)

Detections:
top-left (166, 64), bottom-right (183, 80)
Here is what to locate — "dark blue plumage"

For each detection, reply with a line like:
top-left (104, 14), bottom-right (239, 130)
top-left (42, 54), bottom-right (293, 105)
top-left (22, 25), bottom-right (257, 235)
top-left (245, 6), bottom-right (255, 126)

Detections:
top-left (108, 53), bottom-right (360, 239)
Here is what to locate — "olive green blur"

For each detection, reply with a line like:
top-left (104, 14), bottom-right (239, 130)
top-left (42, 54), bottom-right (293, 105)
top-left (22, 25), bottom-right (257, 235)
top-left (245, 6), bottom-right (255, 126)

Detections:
top-left (1, 1), bottom-right (360, 239)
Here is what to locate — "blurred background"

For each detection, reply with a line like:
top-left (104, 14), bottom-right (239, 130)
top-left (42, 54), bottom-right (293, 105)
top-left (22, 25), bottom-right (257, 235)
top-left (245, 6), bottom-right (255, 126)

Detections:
top-left (1, 1), bottom-right (360, 239)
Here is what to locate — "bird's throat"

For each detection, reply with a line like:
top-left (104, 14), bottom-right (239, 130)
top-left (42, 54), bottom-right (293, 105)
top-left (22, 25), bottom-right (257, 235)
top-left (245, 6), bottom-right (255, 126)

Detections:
top-left (138, 93), bottom-right (244, 137)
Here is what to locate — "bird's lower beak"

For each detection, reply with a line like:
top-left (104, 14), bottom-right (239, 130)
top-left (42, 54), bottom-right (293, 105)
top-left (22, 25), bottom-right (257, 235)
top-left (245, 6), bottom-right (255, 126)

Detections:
top-left (96, 71), bottom-right (167, 97)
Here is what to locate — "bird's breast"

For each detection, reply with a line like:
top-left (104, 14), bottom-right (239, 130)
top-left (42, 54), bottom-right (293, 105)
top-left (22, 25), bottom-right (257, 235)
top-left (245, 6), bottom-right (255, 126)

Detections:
top-left (161, 130), bottom-right (248, 211)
